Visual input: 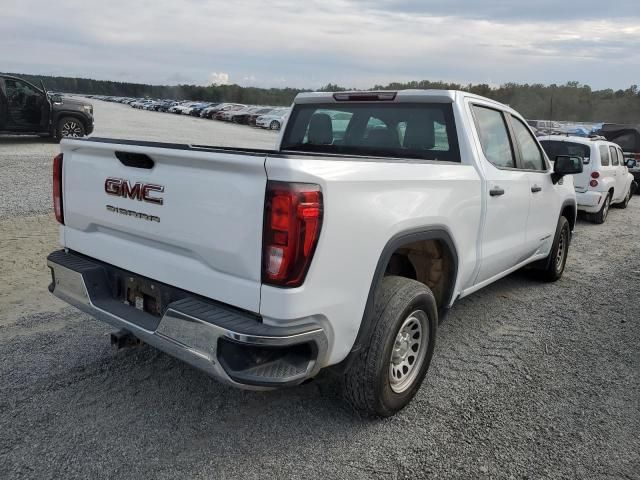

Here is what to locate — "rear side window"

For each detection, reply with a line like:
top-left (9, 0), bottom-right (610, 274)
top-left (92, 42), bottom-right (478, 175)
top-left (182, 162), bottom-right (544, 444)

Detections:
top-left (472, 105), bottom-right (515, 168)
top-left (281, 103), bottom-right (460, 162)
top-left (609, 146), bottom-right (619, 166)
top-left (599, 145), bottom-right (610, 166)
top-left (617, 148), bottom-right (625, 165)
top-left (540, 140), bottom-right (591, 163)
top-left (510, 116), bottom-right (545, 170)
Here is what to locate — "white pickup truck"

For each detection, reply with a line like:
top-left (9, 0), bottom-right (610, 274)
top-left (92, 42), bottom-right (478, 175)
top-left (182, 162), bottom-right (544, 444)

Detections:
top-left (47, 90), bottom-right (582, 417)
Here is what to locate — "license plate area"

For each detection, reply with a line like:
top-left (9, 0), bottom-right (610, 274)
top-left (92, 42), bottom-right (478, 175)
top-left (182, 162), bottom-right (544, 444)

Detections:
top-left (122, 276), bottom-right (164, 317)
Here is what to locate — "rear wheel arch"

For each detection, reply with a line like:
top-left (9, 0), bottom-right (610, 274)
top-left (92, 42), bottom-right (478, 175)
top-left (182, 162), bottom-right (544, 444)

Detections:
top-left (344, 227), bottom-right (458, 366)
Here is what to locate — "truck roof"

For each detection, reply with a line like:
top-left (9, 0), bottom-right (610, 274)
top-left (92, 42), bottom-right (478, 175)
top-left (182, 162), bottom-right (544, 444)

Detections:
top-left (537, 135), bottom-right (614, 146)
top-left (294, 89), bottom-right (511, 110)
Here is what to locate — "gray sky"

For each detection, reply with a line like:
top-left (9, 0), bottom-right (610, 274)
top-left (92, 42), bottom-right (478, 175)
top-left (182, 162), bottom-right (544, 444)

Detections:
top-left (2, 0), bottom-right (639, 89)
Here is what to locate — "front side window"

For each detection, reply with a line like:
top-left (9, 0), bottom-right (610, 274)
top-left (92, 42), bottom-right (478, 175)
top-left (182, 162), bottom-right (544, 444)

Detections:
top-left (5, 79), bottom-right (39, 98)
top-left (609, 146), bottom-right (619, 166)
top-left (472, 105), bottom-right (515, 168)
top-left (599, 145), bottom-right (610, 166)
top-left (511, 116), bottom-right (545, 170)
top-left (282, 103), bottom-right (460, 162)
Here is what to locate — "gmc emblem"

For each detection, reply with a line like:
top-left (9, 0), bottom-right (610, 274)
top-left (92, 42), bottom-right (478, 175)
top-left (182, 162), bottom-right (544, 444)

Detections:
top-left (105, 178), bottom-right (164, 205)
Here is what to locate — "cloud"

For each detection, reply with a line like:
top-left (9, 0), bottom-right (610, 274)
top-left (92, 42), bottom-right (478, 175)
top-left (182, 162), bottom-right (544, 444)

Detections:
top-left (209, 72), bottom-right (230, 85)
top-left (0, 0), bottom-right (638, 90)
top-left (361, 0), bottom-right (640, 21)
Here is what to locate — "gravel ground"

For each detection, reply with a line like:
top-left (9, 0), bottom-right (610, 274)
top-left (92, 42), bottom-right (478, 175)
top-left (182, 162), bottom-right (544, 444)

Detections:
top-left (0, 100), bottom-right (639, 479)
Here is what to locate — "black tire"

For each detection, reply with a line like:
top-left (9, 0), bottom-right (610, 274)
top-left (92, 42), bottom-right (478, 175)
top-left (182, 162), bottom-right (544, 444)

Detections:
top-left (592, 192), bottom-right (611, 224)
top-left (537, 216), bottom-right (570, 282)
top-left (343, 276), bottom-right (437, 417)
top-left (269, 120), bottom-right (280, 130)
top-left (615, 187), bottom-right (630, 209)
top-left (56, 117), bottom-right (86, 139)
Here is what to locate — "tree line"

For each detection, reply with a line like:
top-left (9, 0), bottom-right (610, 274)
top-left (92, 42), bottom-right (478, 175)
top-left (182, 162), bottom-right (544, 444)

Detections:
top-left (5, 72), bottom-right (640, 123)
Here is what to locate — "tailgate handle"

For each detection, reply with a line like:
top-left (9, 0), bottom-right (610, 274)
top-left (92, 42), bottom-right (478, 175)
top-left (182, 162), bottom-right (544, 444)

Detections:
top-left (115, 151), bottom-right (155, 169)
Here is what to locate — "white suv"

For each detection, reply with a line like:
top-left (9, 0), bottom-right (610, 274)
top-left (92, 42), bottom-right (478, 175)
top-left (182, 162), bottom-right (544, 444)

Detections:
top-left (540, 136), bottom-right (634, 223)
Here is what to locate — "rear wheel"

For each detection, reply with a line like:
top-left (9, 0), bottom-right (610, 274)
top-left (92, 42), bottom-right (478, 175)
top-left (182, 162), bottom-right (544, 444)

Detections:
top-left (343, 276), bottom-right (437, 417)
top-left (269, 120), bottom-right (281, 130)
top-left (616, 187), bottom-right (630, 209)
top-left (591, 192), bottom-right (611, 224)
top-left (536, 216), bottom-right (570, 282)
top-left (56, 117), bottom-right (86, 139)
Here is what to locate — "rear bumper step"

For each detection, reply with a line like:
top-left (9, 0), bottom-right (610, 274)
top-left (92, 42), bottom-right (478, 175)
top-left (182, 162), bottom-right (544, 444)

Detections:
top-left (47, 250), bottom-right (328, 389)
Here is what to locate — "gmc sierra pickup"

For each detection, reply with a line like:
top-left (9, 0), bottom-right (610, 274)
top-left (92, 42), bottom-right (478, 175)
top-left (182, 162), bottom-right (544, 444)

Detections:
top-left (47, 90), bottom-right (582, 417)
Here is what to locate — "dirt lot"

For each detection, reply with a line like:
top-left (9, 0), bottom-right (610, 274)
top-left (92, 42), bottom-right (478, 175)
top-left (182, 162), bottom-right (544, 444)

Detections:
top-left (1, 100), bottom-right (639, 480)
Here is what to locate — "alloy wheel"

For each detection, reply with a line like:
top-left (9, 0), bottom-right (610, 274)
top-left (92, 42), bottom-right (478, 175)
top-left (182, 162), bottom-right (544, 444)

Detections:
top-left (61, 120), bottom-right (83, 137)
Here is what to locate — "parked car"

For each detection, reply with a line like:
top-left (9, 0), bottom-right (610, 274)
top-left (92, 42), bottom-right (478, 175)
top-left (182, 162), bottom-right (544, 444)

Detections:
top-left (189, 103), bottom-right (218, 117)
top-left (131, 100), bottom-right (154, 109)
top-left (48, 89), bottom-right (581, 417)
top-left (539, 135), bottom-right (634, 223)
top-left (231, 107), bottom-right (274, 124)
top-left (155, 100), bottom-right (178, 112)
top-left (167, 103), bottom-right (184, 113)
top-left (143, 101), bottom-right (160, 111)
top-left (597, 124), bottom-right (640, 183)
top-left (255, 108), bottom-right (289, 129)
top-left (214, 104), bottom-right (246, 120)
top-left (201, 103), bottom-right (246, 119)
top-left (527, 119), bottom-right (563, 135)
top-left (172, 102), bottom-right (201, 115)
top-left (0, 74), bottom-right (94, 139)
top-left (248, 108), bottom-right (276, 126)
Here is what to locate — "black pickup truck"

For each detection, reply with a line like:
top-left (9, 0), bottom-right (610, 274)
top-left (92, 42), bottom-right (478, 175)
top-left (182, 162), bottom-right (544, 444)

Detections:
top-left (0, 74), bottom-right (94, 139)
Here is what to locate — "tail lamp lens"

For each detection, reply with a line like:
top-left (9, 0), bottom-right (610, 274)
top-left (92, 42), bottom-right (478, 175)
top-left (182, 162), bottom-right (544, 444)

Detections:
top-left (53, 153), bottom-right (64, 224)
top-left (262, 181), bottom-right (323, 287)
top-left (591, 171), bottom-right (600, 179)
top-left (590, 179), bottom-right (599, 187)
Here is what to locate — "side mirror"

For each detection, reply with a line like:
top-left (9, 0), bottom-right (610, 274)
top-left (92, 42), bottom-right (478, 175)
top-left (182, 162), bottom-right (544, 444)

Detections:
top-left (626, 159), bottom-right (637, 169)
top-left (552, 155), bottom-right (583, 184)
top-left (50, 94), bottom-right (63, 104)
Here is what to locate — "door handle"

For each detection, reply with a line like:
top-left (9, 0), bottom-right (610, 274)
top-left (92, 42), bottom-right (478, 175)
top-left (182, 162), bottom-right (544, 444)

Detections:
top-left (531, 185), bottom-right (542, 193)
top-left (490, 187), bottom-right (505, 197)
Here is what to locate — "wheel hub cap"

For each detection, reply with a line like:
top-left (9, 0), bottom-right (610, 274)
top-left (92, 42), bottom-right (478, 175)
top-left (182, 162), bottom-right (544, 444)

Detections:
top-left (389, 310), bottom-right (429, 393)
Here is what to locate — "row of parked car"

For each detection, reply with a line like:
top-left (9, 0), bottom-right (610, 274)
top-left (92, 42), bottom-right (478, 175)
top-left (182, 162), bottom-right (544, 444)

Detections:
top-left (86, 95), bottom-right (291, 131)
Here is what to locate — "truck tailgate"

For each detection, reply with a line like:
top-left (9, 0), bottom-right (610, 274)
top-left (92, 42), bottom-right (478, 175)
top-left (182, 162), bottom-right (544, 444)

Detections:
top-left (60, 139), bottom-right (267, 312)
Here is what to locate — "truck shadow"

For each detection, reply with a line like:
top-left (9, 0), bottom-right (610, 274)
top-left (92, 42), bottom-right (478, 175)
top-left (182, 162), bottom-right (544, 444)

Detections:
top-left (2, 257), bottom-right (585, 478)
top-left (0, 136), bottom-right (56, 145)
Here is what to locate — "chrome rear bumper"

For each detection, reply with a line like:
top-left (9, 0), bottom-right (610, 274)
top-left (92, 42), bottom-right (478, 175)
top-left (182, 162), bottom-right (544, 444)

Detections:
top-left (47, 250), bottom-right (328, 389)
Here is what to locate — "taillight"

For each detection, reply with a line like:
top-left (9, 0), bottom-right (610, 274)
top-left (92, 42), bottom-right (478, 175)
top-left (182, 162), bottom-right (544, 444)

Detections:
top-left (590, 179), bottom-right (598, 187)
top-left (635, 153), bottom-right (640, 161)
top-left (591, 171), bottom-right (600, 179)
top-left (53, 153), bottom-right (64, 224)
top-left (262, 181), bottom-right (323, 287)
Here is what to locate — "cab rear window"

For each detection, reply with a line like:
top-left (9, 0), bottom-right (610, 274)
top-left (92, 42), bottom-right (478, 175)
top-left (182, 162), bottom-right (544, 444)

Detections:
top-left (540, 140), bottom-right (591, 163)
top-left (281, 103), bottom-right (460, 162)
